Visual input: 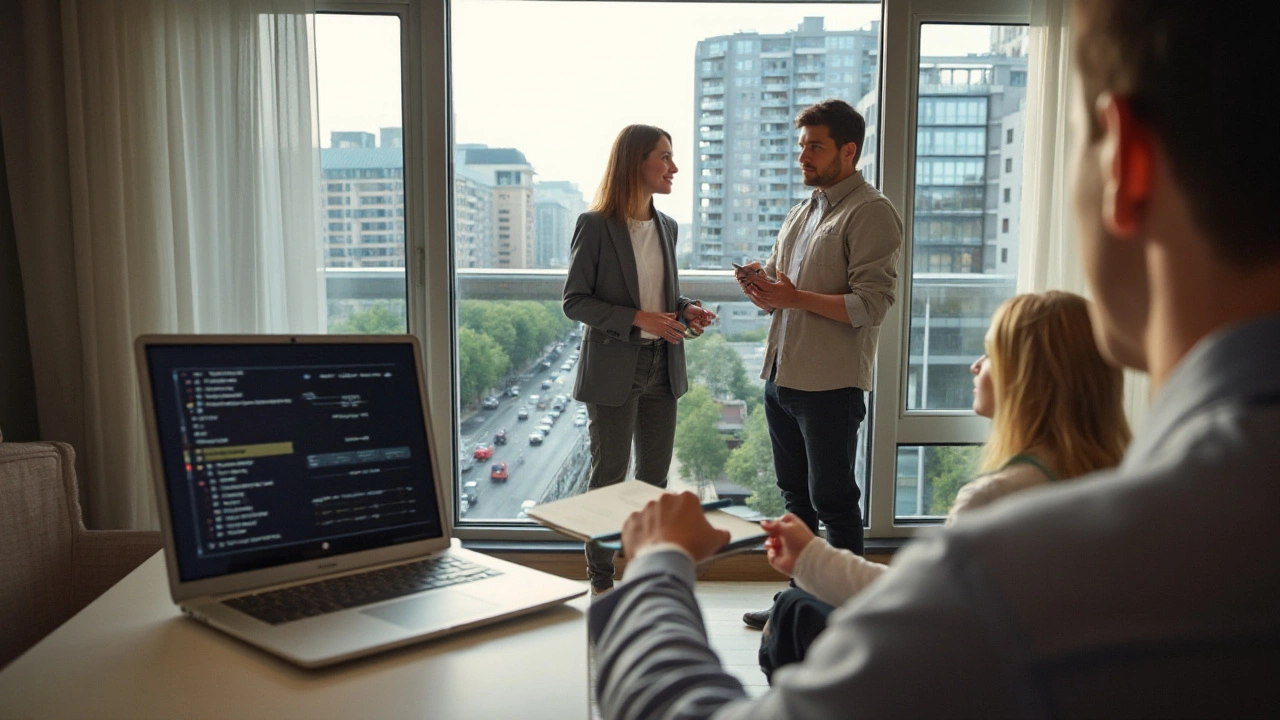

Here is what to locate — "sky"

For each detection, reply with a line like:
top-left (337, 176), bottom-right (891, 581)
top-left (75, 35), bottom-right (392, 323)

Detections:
top-left (315, 2), bottom-right (997, 224)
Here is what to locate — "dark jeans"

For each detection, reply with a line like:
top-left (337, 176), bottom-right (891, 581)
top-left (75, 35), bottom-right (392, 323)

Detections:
top-left (583, 342), bottom-right (677, 589)
top-left (764, 373), bottom-right (867, 555)
top-left (758, 587), bottom-right (835, 682)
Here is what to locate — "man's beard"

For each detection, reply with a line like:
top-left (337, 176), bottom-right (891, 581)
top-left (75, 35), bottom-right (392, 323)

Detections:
top-left (803, 155), bottom-right (843, 187)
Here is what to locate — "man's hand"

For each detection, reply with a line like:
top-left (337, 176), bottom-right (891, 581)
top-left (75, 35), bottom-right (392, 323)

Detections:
top-left (760, 513), bottom-right (816, 577)
top-left (633, 311), bottom-right (686, 343)
top-left (681, 303), bottom-right (718, 333)
top-left (621, 491), bottom-right (731, 562)
top-left (746, 270), bottom-right (801, 310)
top-left (734, 261), bottom-right (767, 292)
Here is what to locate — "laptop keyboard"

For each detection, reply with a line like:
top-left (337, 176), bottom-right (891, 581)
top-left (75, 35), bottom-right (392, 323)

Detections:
top-left (223, 556), bottom-right (502, 625)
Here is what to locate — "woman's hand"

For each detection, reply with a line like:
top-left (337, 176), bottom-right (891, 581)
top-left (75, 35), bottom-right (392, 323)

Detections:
top-left (760, 513), bottom-right (816, 577)
top-left (681, 303), bottom-right (718, 333)
top-left (633, 311), bottom-right (686, 343)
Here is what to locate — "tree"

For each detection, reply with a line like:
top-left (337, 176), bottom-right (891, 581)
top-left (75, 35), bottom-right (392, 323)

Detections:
top-left (923, 445), bottom-right (982, 516)
top-left (684, 332), bottom-right (760, 412)
top-left (725, 410), bottom-right (785, 517)
top-left (673, 385), bottom-right (730, 492)
top-left (457, 326), bottom-right (509, 405)
top-left (328, 302), bottom-right (405, 334)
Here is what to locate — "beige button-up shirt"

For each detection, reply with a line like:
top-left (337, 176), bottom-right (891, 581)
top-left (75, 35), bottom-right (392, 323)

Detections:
top-left (761, 170), bottom-right (903, 391)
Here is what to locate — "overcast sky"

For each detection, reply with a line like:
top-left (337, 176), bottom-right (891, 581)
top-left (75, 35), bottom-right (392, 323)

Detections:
top-left (316, 2), bottom-right (994, 224)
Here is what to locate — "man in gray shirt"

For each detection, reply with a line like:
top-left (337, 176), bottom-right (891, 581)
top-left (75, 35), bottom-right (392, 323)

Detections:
top-left (588, 1), bottom-right (1280, 717)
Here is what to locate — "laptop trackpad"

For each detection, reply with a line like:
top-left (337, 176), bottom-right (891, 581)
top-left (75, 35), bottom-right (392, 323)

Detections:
top-left (361, 591), bottom-right (500, 630)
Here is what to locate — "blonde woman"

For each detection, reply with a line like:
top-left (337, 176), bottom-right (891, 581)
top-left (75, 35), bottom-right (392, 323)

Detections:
top-left (757, 290), bottom-right (1131, 679)
top-left (562, 125), bottom-right (715, 596)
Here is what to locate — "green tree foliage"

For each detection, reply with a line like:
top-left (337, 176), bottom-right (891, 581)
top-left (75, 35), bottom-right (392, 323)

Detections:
top-left (684, 332), bottom-right (760, 412)
top-left (924, 445), bottom-right (982, 516)
top-left (674, 385), bottom-right (731, 490)
top-left (457, 326), bottom-right (509, 405)
top-left (455, 300), bottom-right (573, 404)
top-left (725, 410), bottom-right (785, 517)
top-left (328, 302), bottom-right (406, 334)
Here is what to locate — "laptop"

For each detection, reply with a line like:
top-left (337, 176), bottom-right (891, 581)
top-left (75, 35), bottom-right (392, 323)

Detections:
top-left (135, 334), bottom-right (585, 668)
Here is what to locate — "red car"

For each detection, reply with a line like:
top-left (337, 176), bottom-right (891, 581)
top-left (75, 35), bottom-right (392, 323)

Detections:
top-left (490, 462), bottom-right (508, 482)
top-left (473, 443), bottom-right (493, 461)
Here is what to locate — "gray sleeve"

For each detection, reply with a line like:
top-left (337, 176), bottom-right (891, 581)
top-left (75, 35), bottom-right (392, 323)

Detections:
top-left (842, 199), bottom-right (903, 328)
top-left (563, 213), bottom-right (638, 339)
top-left (589, 550), bottom-right (752, 720)
top-left (593, 539), bottom-right (1024, 720)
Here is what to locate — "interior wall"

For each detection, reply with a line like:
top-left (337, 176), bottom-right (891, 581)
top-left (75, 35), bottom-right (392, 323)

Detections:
top-left (0, 119), bottom-right (40, 442)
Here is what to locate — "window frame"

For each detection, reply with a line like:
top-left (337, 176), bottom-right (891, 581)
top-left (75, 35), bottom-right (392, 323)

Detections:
top-left (868, 0), bottom-right (1030, 537)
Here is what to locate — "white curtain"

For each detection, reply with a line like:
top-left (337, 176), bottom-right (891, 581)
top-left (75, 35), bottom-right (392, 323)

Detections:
top-left (1, 0), bottom-right (322, 529)
top-left (1016, 0), bottom-right (1150, 432)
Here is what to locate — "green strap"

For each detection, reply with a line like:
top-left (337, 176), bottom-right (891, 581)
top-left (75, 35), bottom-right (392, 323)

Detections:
top-left (1001, 453), bottom-right (1057, 482)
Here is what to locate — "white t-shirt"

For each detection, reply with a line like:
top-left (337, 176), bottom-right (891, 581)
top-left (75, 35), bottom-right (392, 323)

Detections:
top-left (629, 218), bottom-right (665, 339)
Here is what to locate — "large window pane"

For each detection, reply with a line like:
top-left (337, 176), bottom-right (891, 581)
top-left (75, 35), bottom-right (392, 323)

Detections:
top-left (905, 24), bottom-right (1026, 411)
top-left (314, 14), bottom-right (408, 334)
top-left (451, 1), bottom-right (882, 522)
top-left (895, 444), bottom-right (980, 520)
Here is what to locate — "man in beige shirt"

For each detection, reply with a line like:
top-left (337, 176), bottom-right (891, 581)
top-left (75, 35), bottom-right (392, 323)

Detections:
top-left (735, 99), bottom-right (902, 628)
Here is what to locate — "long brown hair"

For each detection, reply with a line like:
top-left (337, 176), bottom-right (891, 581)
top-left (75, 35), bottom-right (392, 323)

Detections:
top-left (590, 124), bottom-right (672, 222)
top-left (979, 291), bottom-right (1131, 479)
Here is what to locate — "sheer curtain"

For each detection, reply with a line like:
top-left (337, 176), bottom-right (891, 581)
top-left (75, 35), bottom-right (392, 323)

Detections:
top-left (1, 0), bottom-right (321, 529)
top-left (1016, 0), bottom-right (1150, 432)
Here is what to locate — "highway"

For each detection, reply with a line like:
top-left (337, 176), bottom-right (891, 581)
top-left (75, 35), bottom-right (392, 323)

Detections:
top-left (456, 343), bottom-right (587, 520)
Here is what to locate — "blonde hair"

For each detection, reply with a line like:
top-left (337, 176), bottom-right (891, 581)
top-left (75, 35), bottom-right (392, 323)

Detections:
top-left (979, 291), bottom-right (1131, 479)
top-left (590, 124), bottom-right (672, 222)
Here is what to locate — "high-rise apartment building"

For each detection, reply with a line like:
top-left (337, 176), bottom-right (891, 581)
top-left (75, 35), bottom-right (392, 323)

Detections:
top-left (321, 129), bottom-right (405, 268)
top-left (691, 17), bottom-right (880, 269)
top-left (532, 181), bottom-right (587, 268)
top-left (456, 144), bottom-right (536, 269)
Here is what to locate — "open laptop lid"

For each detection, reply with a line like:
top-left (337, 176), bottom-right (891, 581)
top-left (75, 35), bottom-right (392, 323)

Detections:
top-left (135, 334), bottom-right (452, 602)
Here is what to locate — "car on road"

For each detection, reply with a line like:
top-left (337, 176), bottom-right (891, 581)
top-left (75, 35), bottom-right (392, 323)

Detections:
top-left (574, 415), bottom-right (586, 427)
top-left (548, 407), bottom-right (561, 419)
top-left (494, 429), bottom-right (507, 445)
top-left (462, 480), bottom-right (481, 504)
top-left (536, 422), bottom-right (553, 437)
top-left (473, 444), bottom-right (494, 460)
top-left (528, 394), bottom-right (540, 408)
top-left (505, 385), bottom-right (520, 397)
top-left (481, 396), bottom-right (499, 410)
top-left (569, 352), bottom-right (579, 362)
top-left (516, 500), bottom-right (537, 519)
top-left (528, 431), bottom-right (544, 446)
top-left (536, 397), bottom-right (549, 410)
top-left (459, 453), bottom-right (475, 473)
top-left (540, 379), bottom-right (552, 390)
top-left (539, 360), bottom-right (552, 370)
top-left (490, 462), bottom-right (508, 482)
top-left (460, 497), bottom-right (470, 517)
top-left (560, 362), bottom-right (573, 372)
top-left (517, 407), bottom-right (529, 420)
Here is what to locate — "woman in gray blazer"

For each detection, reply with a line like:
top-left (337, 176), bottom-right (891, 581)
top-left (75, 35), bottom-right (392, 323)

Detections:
top-left (562, 125), bottom-right (715, 595)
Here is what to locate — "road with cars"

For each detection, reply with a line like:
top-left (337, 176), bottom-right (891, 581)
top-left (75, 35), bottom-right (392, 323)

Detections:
top-left (457, 340), bottom-right (587, 520)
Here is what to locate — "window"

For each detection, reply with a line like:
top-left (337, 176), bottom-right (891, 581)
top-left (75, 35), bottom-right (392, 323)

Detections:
top-left (888, 17), bottom-right (1031, 525)
top-left (449, 1), bottom-right (883, 525)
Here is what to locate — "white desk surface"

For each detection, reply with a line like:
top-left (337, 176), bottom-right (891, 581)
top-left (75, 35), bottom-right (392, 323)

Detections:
top-left (0, 552), bottom-right (590, 719)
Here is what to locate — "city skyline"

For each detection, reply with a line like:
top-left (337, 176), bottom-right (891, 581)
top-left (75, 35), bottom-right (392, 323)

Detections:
top-left (318, 3), bottom-right (997, 225)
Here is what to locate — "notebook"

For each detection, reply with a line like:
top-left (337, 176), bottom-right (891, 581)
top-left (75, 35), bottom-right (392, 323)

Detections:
top-left (135, 334), bottom-right (584, 668)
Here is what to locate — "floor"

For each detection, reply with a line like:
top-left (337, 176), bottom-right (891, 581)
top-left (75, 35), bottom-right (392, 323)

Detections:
top-left (589, 580), bottom-right (780, 718)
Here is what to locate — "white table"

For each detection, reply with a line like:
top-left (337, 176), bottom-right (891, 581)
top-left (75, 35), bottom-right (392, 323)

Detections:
top-left (0, 552), bottom-right (590, 719)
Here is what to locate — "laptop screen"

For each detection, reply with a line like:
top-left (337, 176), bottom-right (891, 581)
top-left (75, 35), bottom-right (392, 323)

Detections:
top-left (143, 339), bottom-right (444, 582)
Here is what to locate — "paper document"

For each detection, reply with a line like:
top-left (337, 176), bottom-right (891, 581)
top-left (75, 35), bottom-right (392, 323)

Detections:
top-left (527, 481), bottom-right (766, 554)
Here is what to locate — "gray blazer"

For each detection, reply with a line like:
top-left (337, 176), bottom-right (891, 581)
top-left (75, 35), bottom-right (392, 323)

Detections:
top-left (562, 209), bottom-right (691, 406)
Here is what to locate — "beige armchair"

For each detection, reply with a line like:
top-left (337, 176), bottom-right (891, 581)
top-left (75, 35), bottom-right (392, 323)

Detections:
top-left (0, 439), bottom-right (161, 668)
